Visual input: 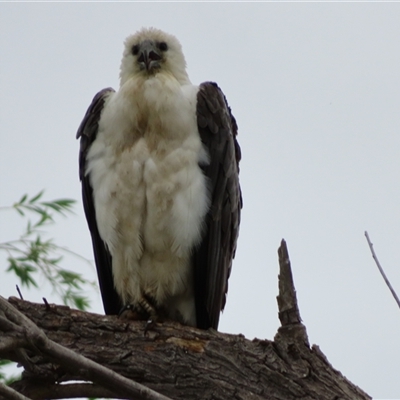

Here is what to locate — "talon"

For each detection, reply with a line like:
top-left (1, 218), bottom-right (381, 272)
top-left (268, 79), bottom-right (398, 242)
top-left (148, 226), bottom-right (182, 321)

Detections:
top-left (118, 304), bottom-right (146, 321)
top-left (144, 318), bottom-right (157, 335)
top-left (118, 304), bottom-right (132, 317)
top-left (118, 296), bottom-right (160, 322)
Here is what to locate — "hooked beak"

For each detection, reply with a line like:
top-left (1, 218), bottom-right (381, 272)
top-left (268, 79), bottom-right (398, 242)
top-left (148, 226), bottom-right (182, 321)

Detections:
top-left (138, 40), bottom-right (162, 72)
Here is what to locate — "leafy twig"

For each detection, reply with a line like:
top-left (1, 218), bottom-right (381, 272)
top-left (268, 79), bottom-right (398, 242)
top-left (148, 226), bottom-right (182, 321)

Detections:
top-left (1, 192), bottom-right (95, 311)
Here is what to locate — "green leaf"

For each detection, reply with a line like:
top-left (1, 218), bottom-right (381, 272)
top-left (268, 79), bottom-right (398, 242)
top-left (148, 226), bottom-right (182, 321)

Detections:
top-left (47, 256), bottom-right (63, 265)
top-left (62, 291), bottom-right (90, 311)
top-left (72, 295), bottom-right (90, 311)
top-left (19, 194), bottom-right (28, 204)
top-left (6, 259), bottom-right (38, 288)
top-left (15, 207), bottom-right (25, 216)
top-left (41, 199), bottom-right (76, 215)
top-left (26, 220), bottom-right (32, 234)
top-left (2, 191), bottom-right (93, 314)
top-left (29, 190), bottom-right (44, 204)
top-left (33, 212), bottom-right (53, 228)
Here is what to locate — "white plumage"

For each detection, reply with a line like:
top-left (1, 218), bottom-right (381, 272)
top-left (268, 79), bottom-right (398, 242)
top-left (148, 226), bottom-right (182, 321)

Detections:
top-left (86, 29), bottom-right (210, 325)
top-left (77, 27), bottom-right (241, 329)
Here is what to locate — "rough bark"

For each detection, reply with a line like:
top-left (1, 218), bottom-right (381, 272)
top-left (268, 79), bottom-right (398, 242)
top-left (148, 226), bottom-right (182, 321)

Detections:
top-left (0, 240), bottom-right (371, 400)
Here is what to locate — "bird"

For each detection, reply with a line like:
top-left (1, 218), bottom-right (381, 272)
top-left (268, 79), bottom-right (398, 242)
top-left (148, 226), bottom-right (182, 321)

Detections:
top-left (76, 27), bottom-right (241, 330)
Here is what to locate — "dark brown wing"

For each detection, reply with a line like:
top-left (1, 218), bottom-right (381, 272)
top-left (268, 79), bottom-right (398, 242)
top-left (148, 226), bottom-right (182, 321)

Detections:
top-left (76, 88), bottom-right (122, 315)
top-left (193, 82), bottom-right (242, 330)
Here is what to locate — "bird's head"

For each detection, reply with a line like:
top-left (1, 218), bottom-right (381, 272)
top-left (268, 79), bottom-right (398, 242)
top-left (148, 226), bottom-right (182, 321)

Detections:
top-left (120, 27), bottom-right (190, 86)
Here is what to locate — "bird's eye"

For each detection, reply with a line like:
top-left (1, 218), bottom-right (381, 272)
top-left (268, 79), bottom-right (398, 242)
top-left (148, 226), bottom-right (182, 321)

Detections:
top-left (158, 42), bottom-right (168, 51)
top-left (132, 45), bottom-right (140, 56)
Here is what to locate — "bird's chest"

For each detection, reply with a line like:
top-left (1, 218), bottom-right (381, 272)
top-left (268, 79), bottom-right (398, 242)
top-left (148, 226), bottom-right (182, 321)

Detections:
top-left (90, 79), bottom-right (209, 257)
top-left (114, 76), bottom-right (197, 148)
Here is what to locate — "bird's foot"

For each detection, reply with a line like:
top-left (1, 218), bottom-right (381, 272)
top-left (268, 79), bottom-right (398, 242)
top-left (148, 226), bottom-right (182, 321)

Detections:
top-left (144, 317), bottom-right (158, 335)
top-left (118, 304), bottom-right (147, 321)
top-left (118, 293), bottom-right (159, 324)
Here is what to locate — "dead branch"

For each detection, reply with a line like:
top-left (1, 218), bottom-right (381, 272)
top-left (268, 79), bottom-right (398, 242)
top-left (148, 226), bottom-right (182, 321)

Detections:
top-left (4, 382), bottom-right (124, 400)
top-left (0, 295), bottom-right (172, 400)
top-left (0, 240), bottom-right (372, 400)
top-left (0, 382), bottom-right (31, 400)
top-left (365, 231), bottom-right (400, 309)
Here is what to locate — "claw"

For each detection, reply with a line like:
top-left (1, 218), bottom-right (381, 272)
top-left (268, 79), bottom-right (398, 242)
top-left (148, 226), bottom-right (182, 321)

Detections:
top-left (118, 295), bottom-right (160, 322)
top-left (118, 304), bottom-right (132, 317)
top-left (118, 304), bottom-right (146, 321)
top-left (144, 318), bottom-right (157, 335)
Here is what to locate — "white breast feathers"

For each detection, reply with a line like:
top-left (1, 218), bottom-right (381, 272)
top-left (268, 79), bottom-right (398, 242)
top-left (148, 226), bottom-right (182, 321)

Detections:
top-left (86, 73), bottom-right (209, 326)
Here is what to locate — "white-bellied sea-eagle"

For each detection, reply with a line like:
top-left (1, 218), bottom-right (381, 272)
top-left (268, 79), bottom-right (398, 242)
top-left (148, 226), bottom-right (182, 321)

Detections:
top-left (77, 27), bottom-right (241, 330)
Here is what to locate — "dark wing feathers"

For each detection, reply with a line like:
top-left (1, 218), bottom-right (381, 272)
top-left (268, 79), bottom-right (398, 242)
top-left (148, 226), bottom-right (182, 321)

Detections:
top-left (194, 82), bottom-right (242, 330)
top-left (77, 88), bottom-right (114, 176)
top-left (77, 88), bottom-right (122, 315)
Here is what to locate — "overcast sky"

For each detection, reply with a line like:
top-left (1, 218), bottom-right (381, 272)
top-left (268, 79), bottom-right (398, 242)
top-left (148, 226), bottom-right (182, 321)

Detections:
top-left (1, 3), bottom-right (400, 399)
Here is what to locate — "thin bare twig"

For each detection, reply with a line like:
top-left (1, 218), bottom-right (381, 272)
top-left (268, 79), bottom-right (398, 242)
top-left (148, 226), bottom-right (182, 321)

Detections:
top-left (16, 285), bottom-right (23, 300)
top-left (42, 297), bottom-right (51, 311)
top-left (364, 231), bottom-right (400, 309)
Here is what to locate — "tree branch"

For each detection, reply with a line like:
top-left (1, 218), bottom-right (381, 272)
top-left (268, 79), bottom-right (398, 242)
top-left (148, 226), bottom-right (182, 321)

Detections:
top-left (365, 231), bottom-right (400, 309)
top-left (7, 382), bottom-right (126, 400)
top-left (0, 240), bottom-right (372, 400)
top-left (277, 239), bottom-right (303, 326)
top-left (0, 381), bottom-right (32, 400)
top-left (0, 295), bottom-right (172, 400)
top-left (274, 239), bottom-right (310, 366)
